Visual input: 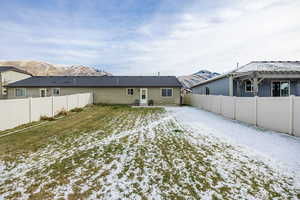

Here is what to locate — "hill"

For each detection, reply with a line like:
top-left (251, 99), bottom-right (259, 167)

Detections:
top-left (0, 60), bottom-right (112, 76)
top-left (178, 70), bottom-right (220, 88)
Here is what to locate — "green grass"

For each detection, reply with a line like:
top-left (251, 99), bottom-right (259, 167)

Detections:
top-left (0, 105), bottom-right (298, 199)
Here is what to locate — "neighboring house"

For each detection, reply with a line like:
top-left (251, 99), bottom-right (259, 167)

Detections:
top-left (191, 61), bottom-right (300, 97)
top-left (6, 76), bottom-right (182, 105)
top-left (0, 66), bottom-right (32, 99)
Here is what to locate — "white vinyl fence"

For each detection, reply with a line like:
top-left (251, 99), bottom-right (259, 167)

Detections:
top-left (184, 94), bottom-right (300, 137)
top-left (0, 93), bottom-right (93, 131)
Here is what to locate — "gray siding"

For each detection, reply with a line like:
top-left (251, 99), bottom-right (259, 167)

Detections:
top-left (194, 77), bottom-right (300, 97)
top-left (235, 79), bottom-right (300, 97)
top-left (297, 82), bottom-right (300, 96)
top-left (192, 77), bottom-right (229, 96)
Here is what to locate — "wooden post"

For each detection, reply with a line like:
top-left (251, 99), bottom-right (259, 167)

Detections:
top-left (237, 80), bottom-right (241, 97)
top-left (253, 77), bottom-right (258, 96)
top-left (229, 76), bottom-right (234, 96)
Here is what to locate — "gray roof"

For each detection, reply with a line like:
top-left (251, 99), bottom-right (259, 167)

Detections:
top-left (0, 66), bottom-right (32, 76)
top-left (7, 76), bottom-right (182, 87)
top-left (191, 61), bottom-right (300, 88)
top-left (234, 61), bottom-right (300, 73)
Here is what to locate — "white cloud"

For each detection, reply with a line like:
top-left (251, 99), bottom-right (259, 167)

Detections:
top-left (1, 0), bottom-right (299, 75)
top-left (125, 0), bottom-right (300, 75)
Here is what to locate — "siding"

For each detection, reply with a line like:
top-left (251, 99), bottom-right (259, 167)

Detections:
top-left (7, 87), bottom-right (181, 105)
top-left (0, 71), bottom-right (31, 99)
top-left (235, 78), bottom-right (300, 97)
top-left (297, 82), bottom-right (300, 96)
top-left (192, 77), bottom-right (230, 96)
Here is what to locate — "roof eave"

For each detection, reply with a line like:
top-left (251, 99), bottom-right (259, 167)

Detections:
top-left (190, 73), bottom-right (231, 88)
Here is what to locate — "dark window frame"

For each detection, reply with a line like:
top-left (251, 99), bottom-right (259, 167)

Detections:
top-left (127, 88), bottom-right (134, 96)
top-left (245, 80), bottom-right (254, 93)
top-left (161, 88), bottom-right (173, 97)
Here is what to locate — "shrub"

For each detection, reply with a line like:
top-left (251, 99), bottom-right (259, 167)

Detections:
top-left (40, 116), bottom-right (55, 121)
top-left (134, 99), bottom-right (140, 106)
top-left (174, 129), bottom-right (183, 133)
top-left (148, 99), bottom-right (154, 106)
top-left (56, 109), bottom-right (68, 117)
top-left (70, 107), bottom-right (83, 112)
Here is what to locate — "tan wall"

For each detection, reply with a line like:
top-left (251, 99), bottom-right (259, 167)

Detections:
top-left (7, 87), bottom-right (181, 105)
top-left (184, 94), bottom-right (300, 137)
top-left (0, 71), bottom-right (31, 99)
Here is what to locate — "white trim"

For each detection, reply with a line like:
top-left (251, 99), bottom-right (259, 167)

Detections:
top-left (140, 88), bottom-right (148, 105)
top-left (2, 87), bottom-right (7, 95)
top-left (15, 88), bottom-right (26, 97)
top-left (126, 88), bottom-right (134, 96)
top-left (244, 80), bottom-right (254, 93)
top-left (271, 80), bottom-right (291, 97)
top-left (161, 88), bottom-right (173, 97)
top-left (39, 88), bottom-right (47, 97)
top-left (52, 88), bottom-right (60, 96)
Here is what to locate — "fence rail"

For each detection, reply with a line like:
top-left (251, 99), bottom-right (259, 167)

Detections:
top-left (0, 93), bottom-right (93, 131)
top-left (184, 94), bottom-right (300, 137)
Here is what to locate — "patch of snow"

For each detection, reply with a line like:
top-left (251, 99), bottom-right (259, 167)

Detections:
top-left (236, 61), bottom-right (300, 72)
top-left (166, 106), bottom-right (300, 184)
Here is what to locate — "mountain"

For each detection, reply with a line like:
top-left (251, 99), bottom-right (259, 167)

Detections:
top-left (178, 70), bottom-right (220, 88)
top-left (0, 60), bottom-right (112, 76)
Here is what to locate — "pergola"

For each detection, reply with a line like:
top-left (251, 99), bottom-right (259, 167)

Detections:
top-left (229, 71), bottom-right (300, 96)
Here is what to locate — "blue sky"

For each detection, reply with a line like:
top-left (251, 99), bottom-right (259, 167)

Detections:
top-left (1, 0), bottom-right (300, 75)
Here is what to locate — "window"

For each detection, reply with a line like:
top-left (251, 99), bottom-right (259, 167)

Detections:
top-left (15, 88), bottom-right (26, 97)
top-left (162, 88), bottom-right (173, 97)
top-left (245, 80), bottom-right (253, 92)
top-left (127, 88), bottom-right (134, 95)
top-left (2, 87), bottom-right (7, 95)
top-left (40, 88), bottom-right (47, 97)
top-left (272, 81), bottom-right (290, 97)
top-left (52, 88), bottom-right (60, 96)
top-left (205, 87), bottom-right (210, 95)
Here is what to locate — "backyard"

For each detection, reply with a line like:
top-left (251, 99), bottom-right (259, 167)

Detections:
top-left (0, 105), bottom-right (299, 199)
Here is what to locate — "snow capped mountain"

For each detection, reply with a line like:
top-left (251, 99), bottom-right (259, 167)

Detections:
top-left (178, 70), bottom-right (220, 88)
top-left (0, 60), bottom-right (112, 76)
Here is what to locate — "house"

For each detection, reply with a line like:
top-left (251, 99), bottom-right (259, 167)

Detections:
top-left (191, 61), bottom-right (300, 97)
top-left (0, 66), bottom-right (32, 99)
top-left (6, 76), bottom-right (182, 105)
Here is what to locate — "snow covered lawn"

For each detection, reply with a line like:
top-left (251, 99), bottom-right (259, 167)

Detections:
top-left (0, 105), bottom-right (299, 199)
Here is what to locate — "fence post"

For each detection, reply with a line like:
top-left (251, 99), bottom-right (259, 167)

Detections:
top-left (220, 95), bottom-right (223, 116)
top-left (29, 97), bottom-right (32, 123)
top-left (66, 95), bottom-right (69, 111)
top-left (219, 95), bottom-right (222, 114)
top-left (77, 94), bottom-right (80, 107)
top-left (254, 96), bottom-right (258, 126)
top-left (290, 95), bottom-right (295, 135)
top-left (233, 96), bottom-right (236, 120)
top-left (200, 95), bottom-right (203, 109)
top-left (52, 96), bottom-right (55, 117)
